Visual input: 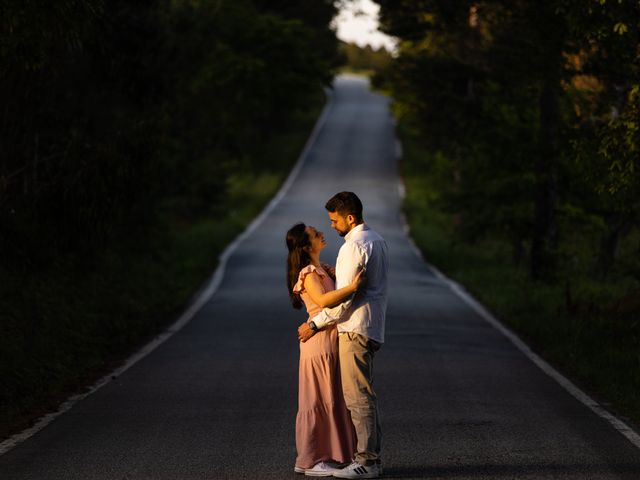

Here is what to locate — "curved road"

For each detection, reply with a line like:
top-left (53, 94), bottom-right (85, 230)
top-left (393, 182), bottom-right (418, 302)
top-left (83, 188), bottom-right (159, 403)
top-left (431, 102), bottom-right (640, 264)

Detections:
top-left (1, 75), bottom-right (639, 479)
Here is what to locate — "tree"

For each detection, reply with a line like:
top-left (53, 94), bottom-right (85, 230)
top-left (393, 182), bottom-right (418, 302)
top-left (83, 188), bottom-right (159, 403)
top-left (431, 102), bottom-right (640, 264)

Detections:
top-left (375, 0), bottom-right (639, 278)
top-left (0, 0), bottom-right (341, 265)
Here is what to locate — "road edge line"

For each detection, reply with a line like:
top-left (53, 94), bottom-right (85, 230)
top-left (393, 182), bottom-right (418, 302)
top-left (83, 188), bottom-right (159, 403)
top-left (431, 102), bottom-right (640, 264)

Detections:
top-left (395, 143), bottom-right (640, 452)
top-left (0, 88), bottom-right (334, 457)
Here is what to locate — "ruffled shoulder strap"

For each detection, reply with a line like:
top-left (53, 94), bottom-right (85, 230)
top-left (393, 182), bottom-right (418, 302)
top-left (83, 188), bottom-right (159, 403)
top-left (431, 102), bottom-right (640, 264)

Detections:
top-left (293, 264), bottom-right (326, 294)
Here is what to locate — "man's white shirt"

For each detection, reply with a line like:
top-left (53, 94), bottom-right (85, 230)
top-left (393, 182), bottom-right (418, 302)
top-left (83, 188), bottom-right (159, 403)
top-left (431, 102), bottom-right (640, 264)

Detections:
top-left (312, 223), bottom-right (389, 343)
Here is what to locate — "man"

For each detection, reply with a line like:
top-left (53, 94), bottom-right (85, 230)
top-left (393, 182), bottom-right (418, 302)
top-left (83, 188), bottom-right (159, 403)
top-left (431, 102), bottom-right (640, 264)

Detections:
top-left (298, 191), bottom-right (389, 479)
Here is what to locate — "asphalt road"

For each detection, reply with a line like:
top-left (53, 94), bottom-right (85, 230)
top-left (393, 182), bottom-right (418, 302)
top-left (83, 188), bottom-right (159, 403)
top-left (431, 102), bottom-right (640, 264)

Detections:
top-left (1, 75), bottom-right (639, 479)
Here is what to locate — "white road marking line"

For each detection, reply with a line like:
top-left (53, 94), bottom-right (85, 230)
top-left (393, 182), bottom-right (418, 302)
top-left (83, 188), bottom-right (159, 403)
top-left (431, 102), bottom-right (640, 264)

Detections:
top-left (396, 155), bottom-right (640, 452)
top-left (0, 89), bottom-right (334, 457)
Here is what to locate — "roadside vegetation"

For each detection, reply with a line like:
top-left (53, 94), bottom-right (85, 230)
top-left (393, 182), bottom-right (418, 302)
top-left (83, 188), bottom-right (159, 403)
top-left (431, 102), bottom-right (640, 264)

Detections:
top-left (0, 0), bottom-right (337, 440)
top-left (338, 41), bottom-right (394, 76)
top-left (374, 1), bottom-right (640, 425)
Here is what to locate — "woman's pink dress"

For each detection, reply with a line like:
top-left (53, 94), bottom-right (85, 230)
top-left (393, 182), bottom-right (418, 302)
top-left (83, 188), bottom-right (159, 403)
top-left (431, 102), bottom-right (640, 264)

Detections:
top-left (293, 265), bottom-right (356, 469)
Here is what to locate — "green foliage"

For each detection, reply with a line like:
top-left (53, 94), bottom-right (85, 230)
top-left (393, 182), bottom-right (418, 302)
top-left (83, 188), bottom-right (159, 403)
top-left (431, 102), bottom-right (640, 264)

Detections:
top-left (381, 0), bottom-right (640, 424)
top-left (338, 41), bottom-right (393, 73)
top-left (0, 0), bottom-right (339, 265)
top-left (0, 0), bottom-right (337, 438)
top-left (376, 0), bottom-right (639, 277)
top-left (559, 0), bottom-right (640, 197)
top-left (400, 118), bottom-right (640, 426)
top-left (594, 87), bottom-right (639, 196)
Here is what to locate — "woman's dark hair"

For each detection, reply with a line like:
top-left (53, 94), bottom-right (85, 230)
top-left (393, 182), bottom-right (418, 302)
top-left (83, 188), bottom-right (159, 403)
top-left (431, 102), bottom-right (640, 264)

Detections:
top-left (286, 222), bottom-right (311, 309)
top-left (325, 191), bottom-right (363, 223)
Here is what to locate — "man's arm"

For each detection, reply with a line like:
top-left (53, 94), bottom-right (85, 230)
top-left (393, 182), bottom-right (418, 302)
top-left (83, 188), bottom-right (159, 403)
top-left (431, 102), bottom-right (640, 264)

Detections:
top-left (312, 242), bottom-right (366, 329)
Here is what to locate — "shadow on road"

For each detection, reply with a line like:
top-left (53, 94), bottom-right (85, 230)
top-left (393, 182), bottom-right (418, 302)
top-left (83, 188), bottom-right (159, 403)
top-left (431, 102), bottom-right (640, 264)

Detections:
top-left (383, 462), bottom-right (640, 479)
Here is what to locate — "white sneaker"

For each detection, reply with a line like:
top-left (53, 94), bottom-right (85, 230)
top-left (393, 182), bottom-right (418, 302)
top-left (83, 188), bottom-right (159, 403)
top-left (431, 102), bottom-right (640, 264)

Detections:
top-left (332, 461), bottom-right (382, 479)
top-left (295, 466), bottom-right (305, 474)
top-left (304, 461), bottom-right (339, 477)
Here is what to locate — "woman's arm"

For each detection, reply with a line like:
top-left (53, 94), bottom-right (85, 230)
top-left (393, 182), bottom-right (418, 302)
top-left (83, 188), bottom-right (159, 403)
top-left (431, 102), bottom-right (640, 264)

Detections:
top-left (308, 243), bottom-right (367, 332)
top-left (303, 270), bottom-right (363, 308)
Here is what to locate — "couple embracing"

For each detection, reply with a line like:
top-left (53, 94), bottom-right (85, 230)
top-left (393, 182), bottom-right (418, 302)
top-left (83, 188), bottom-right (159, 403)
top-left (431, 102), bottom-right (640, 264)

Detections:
top-left (285, 192), bottom-right (389, 479)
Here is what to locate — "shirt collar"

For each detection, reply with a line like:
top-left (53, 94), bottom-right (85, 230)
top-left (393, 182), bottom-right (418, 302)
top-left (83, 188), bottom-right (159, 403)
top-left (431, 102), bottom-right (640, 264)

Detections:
top-left (345, 223), bottom-right (367, 242)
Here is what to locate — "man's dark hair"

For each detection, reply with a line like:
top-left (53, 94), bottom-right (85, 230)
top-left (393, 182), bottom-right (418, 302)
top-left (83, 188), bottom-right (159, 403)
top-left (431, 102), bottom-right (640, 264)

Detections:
top-left (325, 191), bottom-right (363, 222)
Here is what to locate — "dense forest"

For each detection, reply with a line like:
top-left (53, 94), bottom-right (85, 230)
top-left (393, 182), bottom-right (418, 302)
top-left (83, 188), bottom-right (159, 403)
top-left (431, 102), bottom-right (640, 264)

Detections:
top-left (1, 0), bottom-right (338, 264)
top-left (0, 0), bottom-right (339, 438)
top-left (374, 0), bottom-right (639, 421)
top-left (376, 0), bottom-right (638, 277)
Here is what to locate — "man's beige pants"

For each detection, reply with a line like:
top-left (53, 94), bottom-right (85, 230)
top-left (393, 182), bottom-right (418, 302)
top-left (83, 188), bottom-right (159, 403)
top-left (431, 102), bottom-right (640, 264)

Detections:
top-left (338, 332), bottom-right (382, 466)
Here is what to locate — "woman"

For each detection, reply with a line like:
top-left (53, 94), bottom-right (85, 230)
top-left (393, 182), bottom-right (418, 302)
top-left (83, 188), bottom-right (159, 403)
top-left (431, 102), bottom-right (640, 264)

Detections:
top-left (286, 222), bottom-right (361, 476)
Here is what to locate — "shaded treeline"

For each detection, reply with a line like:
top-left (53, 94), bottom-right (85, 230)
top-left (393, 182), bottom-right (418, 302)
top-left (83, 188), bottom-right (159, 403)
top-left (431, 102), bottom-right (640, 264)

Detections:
top-left (375, 0), bottom-right (639, 281)
top-left (339, 41), bottom-right (393, 72)
top-left (0, 0), bottom-right (339, 437)
top-left (0, 0), bottom-right (339, 266)
top-left (375, 0), bottom-right (640, 422)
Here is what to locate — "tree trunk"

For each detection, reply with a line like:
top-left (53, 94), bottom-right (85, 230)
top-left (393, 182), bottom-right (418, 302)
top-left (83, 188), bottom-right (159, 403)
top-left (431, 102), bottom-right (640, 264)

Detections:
top-left (599, 226), bottom-right (620, 274)
top-left (599, 214), bottom-right (631, 274)
top-left (512, 236), bottom-right (525, 266)
top-left (531, 79), bottom-right (559, 279)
